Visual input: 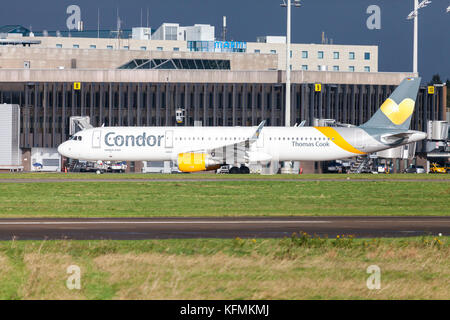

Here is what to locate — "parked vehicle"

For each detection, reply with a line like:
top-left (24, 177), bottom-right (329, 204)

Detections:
top-left (404, 165), bottom-right (425, 174)
top-left (429, 163), bottom-right (447, 174)
top-left (216, 165), bottom-right (231, 174)
top-left (327, 161), bottom-right (344, 173)
top-left (108, 161), bottom-right (127, 173)
top-left (375, 163), bottom-right (393, 174)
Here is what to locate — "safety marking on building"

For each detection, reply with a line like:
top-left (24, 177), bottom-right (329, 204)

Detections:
top-left (315, 83), bottom-right (322, 92)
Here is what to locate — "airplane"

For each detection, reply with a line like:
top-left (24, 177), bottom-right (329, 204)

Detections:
top-left (58, 77), bottom-right (427, 174)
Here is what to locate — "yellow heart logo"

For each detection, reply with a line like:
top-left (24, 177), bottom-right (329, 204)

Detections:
top-left (380, 98), bottom-right (415, 125)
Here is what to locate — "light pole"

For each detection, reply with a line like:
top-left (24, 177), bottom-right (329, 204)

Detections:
top-left (280, 0), bottom-right (301, 127)
top-left (407, 0), bottom-right (431, 74)
top-left (280, 0), bottom-right (301, 174)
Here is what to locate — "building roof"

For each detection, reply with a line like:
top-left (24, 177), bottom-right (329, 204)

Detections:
top-left (33, 29), bottom-right (135, 39)
top-left (0, 25), bottom-right (31, 35)
top-left (119, 58), bottom-right (231, 70)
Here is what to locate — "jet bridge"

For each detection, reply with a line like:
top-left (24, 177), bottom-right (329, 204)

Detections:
top-left (69, 116), bottom-right (93, 135)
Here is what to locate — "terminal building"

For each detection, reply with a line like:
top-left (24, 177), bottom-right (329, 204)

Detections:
top-left (0, 23), bottom-right (447, 173)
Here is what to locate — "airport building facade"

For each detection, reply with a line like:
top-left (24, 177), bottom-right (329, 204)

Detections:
top-left (0, 24), bottom-right (447, 173)
top-left (0, 69), bottom-right (447, 173)
top-left (0, 23), bottom-right (378, 73)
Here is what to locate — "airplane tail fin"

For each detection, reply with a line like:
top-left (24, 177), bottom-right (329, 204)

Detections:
top-left (360, 77), bottom-right (421, 130)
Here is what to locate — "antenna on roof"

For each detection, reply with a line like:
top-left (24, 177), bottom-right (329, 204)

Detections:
top-left (222, 16), bottom-right (227, 41)
top-left (110, 8), bottom-right (123, 49)
top-left (97, 8), bottom-right (100, 38)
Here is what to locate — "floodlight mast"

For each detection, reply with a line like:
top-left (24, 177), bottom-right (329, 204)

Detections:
top-left (407, 0), bottom-right (432, 74)
top-left (414, 0), bottom-right (419, 74)
top-left (281, 0), bottom-right (301, 128)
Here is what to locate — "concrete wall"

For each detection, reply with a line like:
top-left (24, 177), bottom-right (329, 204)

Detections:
top-left (22, 36), bottom-right (189, 52)
top-left (0, 46), bottom-right (278, 71)
top-left (0, 68), bottom-right (414, 85)
top-left (0, 36), bottom-right (377, 72)
top-left (247, 42), bottom-right (378, 73)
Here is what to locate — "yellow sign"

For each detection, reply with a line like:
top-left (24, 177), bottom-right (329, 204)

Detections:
top-left (427, 86), bottom-right (435, 95)
top-left (315, 84), bottom-right (322, 92)
top-left (74, 82), bottom-right (81, 90)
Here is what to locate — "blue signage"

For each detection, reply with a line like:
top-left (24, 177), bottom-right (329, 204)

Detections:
top-left (214, 41), bottom-right (247, 50)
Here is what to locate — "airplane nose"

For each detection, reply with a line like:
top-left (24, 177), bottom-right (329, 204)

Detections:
top-left (57, 143), bottom-right (68, 157)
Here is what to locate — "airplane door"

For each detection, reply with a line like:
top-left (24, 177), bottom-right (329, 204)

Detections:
top-left (353, 131), bottom-right (364, 149)
top-left (92, 130), bottom-right (101, 148)
top-left (165, 130), bottom-right (173, 148)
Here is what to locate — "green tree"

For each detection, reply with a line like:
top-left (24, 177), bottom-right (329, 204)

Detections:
top-left (428, 74), bottom-right (443, 86)
top-left (447, 79), bottom-right (449, 109)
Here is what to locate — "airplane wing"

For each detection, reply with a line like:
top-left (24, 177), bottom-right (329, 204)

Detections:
top-left (183, 121), bottom-right (266, 164)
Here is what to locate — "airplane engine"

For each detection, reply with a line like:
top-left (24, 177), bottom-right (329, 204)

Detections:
top-left (177, 153), bottom-right (221, 173)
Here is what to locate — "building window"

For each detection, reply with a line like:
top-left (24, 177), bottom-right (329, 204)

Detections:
top-left (290, 50), bottom-right (293, 58)
top-left (123, 46), bottom-right (129, 50)
top-left (302, 51), bottom-right (308, 58)
top-left (349, 52), bottom-right (355, 60)
top-left (157, 47), bottom-right (163, 51)
top-left (107, 45), bottom-right (113, 50)
top-left (364, 66), bottom-right (371, 72)
top-left (364, 52), bottom-right (371, 60)
top-left (254, 49), bottom-right (260, 53)
top-left (318, 51), bottom-right (324, 59)
top-left (90, 45), bottom-right (96, 49)
top-left (270, 49), bottom-right (277, 54)
top-left (333, 52), bottom-right (339, 59)
top-left (56, 44), bottom-right (62, 48)
top-left (301, 65), bottom-right (308, 71)
top-left (333, 65), bottom-right (339, 71)
top-left (140, 46), bottom-right (147, 51)
top-left (173, 47), bottom-right (180, 51)
top-left (73, 44), bottom-right (79, 49)
top-left (349, 66), bottom-right (355, 72)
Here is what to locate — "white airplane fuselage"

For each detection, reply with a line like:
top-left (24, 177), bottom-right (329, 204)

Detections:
top-left (58, 126), bottom-right (426, 164)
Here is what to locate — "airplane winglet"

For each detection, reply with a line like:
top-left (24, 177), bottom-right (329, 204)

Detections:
top-left (251, 120), bottom-right (266, 141)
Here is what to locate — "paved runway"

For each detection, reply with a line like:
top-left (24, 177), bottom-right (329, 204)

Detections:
top-left (0, 217), bottom-right (448, 240)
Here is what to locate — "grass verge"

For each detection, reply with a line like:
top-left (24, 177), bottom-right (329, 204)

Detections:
top-left (0, 236), bottom-right (447, 300)
top-left (0, 180), bottom-right (448, 217)
top-left (0, 173), bottom-right (449, 180)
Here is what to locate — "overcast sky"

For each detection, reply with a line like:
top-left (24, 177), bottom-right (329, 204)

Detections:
top-left (1, 0), bottom-right (449, 81)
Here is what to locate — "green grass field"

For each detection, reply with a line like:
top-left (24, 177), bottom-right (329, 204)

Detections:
top-left (0, 237), bottom-right (447, 300)
top-left (0, 173), bottom-right (448, 300)
top-left (0, 176), bottom-right (448, 217)
top-left (0, 172), bottom-right (449, 180)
